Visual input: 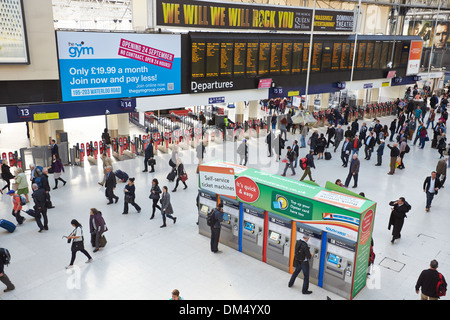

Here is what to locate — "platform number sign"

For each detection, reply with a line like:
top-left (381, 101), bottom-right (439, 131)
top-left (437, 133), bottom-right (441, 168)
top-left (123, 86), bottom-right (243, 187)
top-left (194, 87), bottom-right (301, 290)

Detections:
top-left (17, 106), bottom-right (31, 119)
top-left (120, 99), bottom-right (133, 110)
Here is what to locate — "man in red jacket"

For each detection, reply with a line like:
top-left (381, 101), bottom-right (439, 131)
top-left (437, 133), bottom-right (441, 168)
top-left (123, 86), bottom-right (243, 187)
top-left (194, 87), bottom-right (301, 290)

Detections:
top-left (6, 190), bottom-right (25, 225)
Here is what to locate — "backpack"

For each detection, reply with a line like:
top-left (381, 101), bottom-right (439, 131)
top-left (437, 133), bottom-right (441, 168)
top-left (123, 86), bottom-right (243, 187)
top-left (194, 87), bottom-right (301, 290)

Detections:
top-left (437, 273), bottom-right (447, 298)
top-left (0, 248), bottom-right (11, 266)
top-left (19, 195), bottom-right (27, 206)
top-left (299, 158), bottom-right (307, 170)
top-left (206, 209), bottom-right (217, 227)
top-left (405, 144), bottom-right (410, 153)
top-left (35, 166), bottom-right (43, 177)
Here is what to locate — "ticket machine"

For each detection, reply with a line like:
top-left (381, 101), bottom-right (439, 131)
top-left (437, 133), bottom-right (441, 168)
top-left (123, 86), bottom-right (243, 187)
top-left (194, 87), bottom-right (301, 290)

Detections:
top-left (266, 214), bottom-right (292, 273)
top-left (241, 204), bottom-right (265, 261)
top-left (197, 189), bottom-right (218, 238)
top-left (322, 234), bottom-right (357, 299)
top-left (220, 197), bottom-right (240, 251)
top-left (295, 222), bottom-right (323, 285)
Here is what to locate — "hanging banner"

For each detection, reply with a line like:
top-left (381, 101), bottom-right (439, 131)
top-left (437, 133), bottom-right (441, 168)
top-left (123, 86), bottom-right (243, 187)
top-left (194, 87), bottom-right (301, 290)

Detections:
top-left (155, 0), bottom-right (354, 32)
top-left (406, 40), bottom-right (423, 75)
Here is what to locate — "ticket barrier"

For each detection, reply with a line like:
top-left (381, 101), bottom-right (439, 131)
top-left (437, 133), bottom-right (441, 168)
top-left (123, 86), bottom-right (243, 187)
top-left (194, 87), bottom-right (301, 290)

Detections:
top-left (295, 223), bottom-right (323, 286)
top-left (241, 205), bottom-right (265, 261)
top-left (220, 197), bottom-right (240, 251)
top-left (322, 234), bottom-right (357, 300)
top-left (266, 214), bottom-right (292, 273)
top-left (197, 189), bottom-right (218, 238)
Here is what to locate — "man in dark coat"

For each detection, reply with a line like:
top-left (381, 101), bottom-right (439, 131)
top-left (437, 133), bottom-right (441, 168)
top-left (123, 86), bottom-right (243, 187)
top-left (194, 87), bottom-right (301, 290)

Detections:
top-left (31, 183), bottom-right (48, 232)
top-left (387, 143), bottom-right (400, 175)
top-left (415, 259), bottom-right (447, 300)
top-left (344, 154), bottom-right (360, 188)
top-left (388, 197), bottom-right (411, 243)
top-left (210, 202), bottom-right (224, 253)
top-left (341, 137), bottom-right (352, 167)
top-left (288, 235), bottom-right (312, 294)
top-left (143, 138), bottom-right (155, 173)
top-left (423, 171), bottom-right (442, 212)
top-left (105, 166), bottom-right (118, 204)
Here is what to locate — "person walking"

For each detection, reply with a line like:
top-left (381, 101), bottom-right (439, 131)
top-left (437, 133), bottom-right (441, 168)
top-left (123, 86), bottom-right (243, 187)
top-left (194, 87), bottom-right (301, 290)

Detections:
top-left (6, 190), bottom-right (25, 225)
top-left (123, 178), bottom-right (141, 214)
top-left (98, 153), bottom-right (113, 186)
top-left (14, 168), bottom-right (29, 203)
top-left (0, 249), bottom-right (15, 293)
top-left (389, 119), bottom-right (397, 142)
top-left (387, 142), bottom-right (400, 175)
top-left (423, 171), bottom-right (442, 212)
top-left (415, 260), bottom-right (447, 300)
top-left (31, 183), bottom-right (48, 232)
top-left (65, 219), bottom-right (93, 269)
top-left (237, 139), bottom-right (248, 166)
top-left (160, 186), bottom-right (177, 228)
top-left (341, 137), bottom-right (352, 167)
top-left (333, 125), bottom-right (344, 152)
top-left (388, 197), bottom-right (411, 244)
top-left (375, 139), bottom-right (385, 166)
top-left (300, 124), bottom-right (309, 148)
top-left (104, 166), bottom-right (119, 204)
top-left (149, 178), bottom-right (162, 220)
top-left (172, 159), bottom-right (188, 192)
top-left (89, 208), bottom-right (107, 252)
top-left (288, 235), bottom-right (313, 295)
top-left (363, 132), bottom-right (376, 160)
top-left (143, 137), bottom-right (155, 173)
top-left (437, 133), bottom-right (447, 159)
top-left (281, 146), bottom-right (296, 177)
top-left (0, 159), bottom-right (14, 194)
top-left (292, 140), bottom-right (299, 168)
top-left (300, 150), bottom-right (315, 182)
top-left (344, 154), bottom-right (360, 188)
top-left (49, 154), bottom-right (66, 189)
top-left (274, 134), bottom-right (285, 162)
top-left (397, 137), bottom-right (408, 170)
top-left (266, 130), bottom-right (275, 157)
top-left (39, 168), bottom-right (54, 209)
top-left (435, 158), bottom-right (447, 187)
top-left (210, 202), bottom-right (224, 253)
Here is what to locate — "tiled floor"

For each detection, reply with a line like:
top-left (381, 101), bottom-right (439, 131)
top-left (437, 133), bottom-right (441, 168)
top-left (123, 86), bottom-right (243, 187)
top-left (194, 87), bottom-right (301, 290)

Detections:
top-left (0, 110), bottom-right (449, 301)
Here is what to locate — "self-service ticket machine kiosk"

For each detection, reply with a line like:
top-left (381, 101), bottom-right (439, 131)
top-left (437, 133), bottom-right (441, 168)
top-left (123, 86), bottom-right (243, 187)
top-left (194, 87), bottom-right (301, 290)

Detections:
top-left (241, 204), bottom-right (265, 261)
top-left (295, 222), bottom-right (323, 285)
top-left (197, 189), bottom-right (218, 238)
top-left (266, 214), bottom-right (292, 273)
top-left (322, 234), bottom-right (357, 300)
top-left (220, 198), bottom-right (240, 251)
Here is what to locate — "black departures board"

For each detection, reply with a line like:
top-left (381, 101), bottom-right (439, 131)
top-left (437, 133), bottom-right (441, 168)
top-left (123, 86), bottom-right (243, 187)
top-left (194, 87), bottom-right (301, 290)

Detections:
top-left (190, 35), bottom-right (414, 79)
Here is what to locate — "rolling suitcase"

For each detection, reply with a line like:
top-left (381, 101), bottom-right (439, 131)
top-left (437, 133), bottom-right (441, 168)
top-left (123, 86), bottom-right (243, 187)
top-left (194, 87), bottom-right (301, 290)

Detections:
top-left (0, 219), bottom-right (16, 233)
top-left (167, 167), bottom-right (177, 182)
top-left (23, 209), bottom-right (37, 218)
top-left (115, 170), bottom-right (129, 182)
top-left (325, 152), bottom-right (332, 160)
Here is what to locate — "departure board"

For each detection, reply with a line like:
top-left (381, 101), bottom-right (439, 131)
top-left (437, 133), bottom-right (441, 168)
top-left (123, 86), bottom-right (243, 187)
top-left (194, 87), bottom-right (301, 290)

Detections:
top-left (258, 42), bottom-right (271, 75)
top-left (331, 42), bottom-right (342, 70)
top-left (387, 42), bottom-right (394, 68)
top-left (192, 41), bottom-right (206, 78)
top-left (311, 42), bottom-right (323, 72)
top-left (292, 42), bottom-right (304, 73)
top-left (365, 42), bottom-right (374, 69)
top-left (380, 42), bottom-right (389, 69)
top-left (321, 44), bottom-right (332, 71)
top-left (349, 43), bottom-right (355, 69)
top-left (356, 42), bottom-right (366, 69)
top-left (234, 42), bottom-right (246, 76)
top-left (393, 41), bottom-right (402, 68)
top-left (400, 43), bottom-right (409, 66)
top-left (340, 42), bottom-right (350, 70)
top-left (372, 42), bottom-right (382, 69)
top-left (302, 43), bottom-right (310, 72)
top-left (281, 41), bottom-right (293, 74)
top-left (220, 42), bottom-right (233, 76)
top-left (206, 42), bottom-right (220, 77)
top-left (246, 41), bottom-right (259, 76)
top-left (270, 42), bottom-right (282, 74)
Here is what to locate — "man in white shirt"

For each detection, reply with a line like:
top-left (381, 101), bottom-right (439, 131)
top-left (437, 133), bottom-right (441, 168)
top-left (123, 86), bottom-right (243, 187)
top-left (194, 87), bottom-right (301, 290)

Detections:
top-left (423, 171), bottom-right (442, 212)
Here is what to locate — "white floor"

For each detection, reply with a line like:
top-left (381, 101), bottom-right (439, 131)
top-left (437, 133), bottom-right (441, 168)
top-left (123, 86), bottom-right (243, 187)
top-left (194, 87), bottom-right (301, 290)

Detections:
top-left (0, 110), bottom-right (449, 301)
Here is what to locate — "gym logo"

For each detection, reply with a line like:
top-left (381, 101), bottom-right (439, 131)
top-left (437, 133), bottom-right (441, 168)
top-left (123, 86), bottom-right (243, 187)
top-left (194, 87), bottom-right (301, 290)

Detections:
top-left (273, 195), bottom-right (288, 210)
top-left (68, 41), bottom-right (94, 58)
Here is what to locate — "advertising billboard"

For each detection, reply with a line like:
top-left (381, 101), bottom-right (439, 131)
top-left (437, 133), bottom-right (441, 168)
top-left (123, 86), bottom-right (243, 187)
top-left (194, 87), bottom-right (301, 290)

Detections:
top-left (406, 40), bottom-right (423, 75)
top-left (56, 31), bottom-right (181, 102)
top-left (0, 0), bottom-right (29, 64)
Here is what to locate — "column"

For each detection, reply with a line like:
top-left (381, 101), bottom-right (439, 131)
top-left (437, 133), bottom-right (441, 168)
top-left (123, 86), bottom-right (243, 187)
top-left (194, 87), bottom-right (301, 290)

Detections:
top-left (357, 89), bottom-right (365, 106)
top-left (320, 93), bottom-right (330, 110)
top-left (235, 101), bottom-right (245, 123)
top-left (48, 119), bottom-right (65, 143)
top-left (248, 100), bottom-right (259, 120)
top-left (30, 121), bottom-right (50, 147)
top-left (106, 114), bottom-right (119, 139)
top-left (117, 113), bottom-right (130, 138)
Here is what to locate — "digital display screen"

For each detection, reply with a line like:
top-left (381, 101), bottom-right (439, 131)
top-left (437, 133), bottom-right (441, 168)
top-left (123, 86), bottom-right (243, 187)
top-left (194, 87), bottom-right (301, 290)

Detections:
top-left (356, 42), bottom-right (366, 69)
top-left (270, 42), bottom-right (282, 74)
top-left (220, 42), bottom-right (233, 76)
top-left (349, 43), bottom-right (355, 68)
top-left (222, 213), bottom-right (231, 222)
top-left (393, 41), bottom-right (402, 68)
top-left (400, 43), bottom-right (409, 67)
top-left (192, 41), bottom-right (205, 78)
top-left (281, 41), bottom-right (293, 74)
top-left (302, 42), bottom-right (310, 72)
top-left (258, 41), bottom-right (271, 75)
top-left (292, 42), bottom-right (303, 73)
top-left (269, 231), bottom-right (280, 241)
top-left (200, 205), bottom-right (209, 213)
top-left (246, 41), bottom-right (259, 76)
top-left (234, 42), bottom-right (246, 76)
top-left (380, 42), bottom-right (390, 69)
top-left (206, 42), bottom-right (220, 77)
top-left (372, 42), bottom-right (382, 69)
top-left (331, 42), bottom-right (342, 70)
top-left (365, 42), bottom-right (374, 69)
top-left (321, 44), bottom-right (332, 71)
top-left (311, 42), bottom-right (323, 72)
top-left (340, 42), bottom-right (350, 70)
top-left (244, 221), bottom-right (254, 231)
top-left (327, 253), bottom-right (340, 265)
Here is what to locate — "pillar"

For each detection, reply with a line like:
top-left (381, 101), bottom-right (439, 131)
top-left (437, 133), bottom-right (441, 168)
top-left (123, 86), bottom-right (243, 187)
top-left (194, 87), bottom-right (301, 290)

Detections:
top-left (30, 121), bottom-right (50, 147)
top-left (357, 89), bottom-right (365, 106)
top-left (117, 113), bottom-right (130, 138)
top-left (106, 114), bottom-right (119, 139)
top-left (236, 101), bottom-right (245, 123)
top-left (370, 88), bottom-right (380, 104)
top-left (248, 100), bottom-right (259, 120)
top-left (320, 93), bottom-right (330, 110)
top-left (48, 119), bottom-right (65, 143)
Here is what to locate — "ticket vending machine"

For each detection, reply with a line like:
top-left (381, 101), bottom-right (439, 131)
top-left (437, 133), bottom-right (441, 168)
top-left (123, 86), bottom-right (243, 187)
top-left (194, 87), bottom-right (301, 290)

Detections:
top-left (220, 197), bottom-right (240, 251)
top-left (322, 234), bottom-right (357, 300)
top-left (266, 214), bottom-right (292, 273)
top-left (241, 204), bottom-right (265, 261)
top-left (295, 222), bottom-right (323, 285)
top-left (197, 189), bottom-right (218, 238)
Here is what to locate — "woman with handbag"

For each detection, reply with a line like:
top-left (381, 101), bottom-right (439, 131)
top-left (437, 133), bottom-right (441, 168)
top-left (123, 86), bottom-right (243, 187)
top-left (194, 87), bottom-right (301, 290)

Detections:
top-left (123, 178), bottom-right (141, 214)
top-left (160, 186), bottom-right (176, 228)
top-left (89, 208), bottom-right (108, 252)
top-left (172, 159), bottom-right (187, 192)
top-left (149, 178), bottom-right (162, 220)
top-left (65, 219), bottom-right (92, 269)
top-left (49, 154), bottom-right (66, 189)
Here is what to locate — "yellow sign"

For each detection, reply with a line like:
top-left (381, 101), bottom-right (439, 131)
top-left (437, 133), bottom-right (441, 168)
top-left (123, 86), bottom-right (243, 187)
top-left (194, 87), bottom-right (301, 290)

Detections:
top-left (33, 112), bottom-right (60, 121)
top-left (288, 91), bottom-right (300, 97)
top-left (382, 82), bottom-right (390, 87)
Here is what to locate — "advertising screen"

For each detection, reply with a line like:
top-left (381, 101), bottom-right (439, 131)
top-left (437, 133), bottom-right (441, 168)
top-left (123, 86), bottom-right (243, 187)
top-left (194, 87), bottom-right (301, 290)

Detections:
top-left (57, 31), bottom-right (181, 102)
top-left (0, 0), bottom-right (29, 64)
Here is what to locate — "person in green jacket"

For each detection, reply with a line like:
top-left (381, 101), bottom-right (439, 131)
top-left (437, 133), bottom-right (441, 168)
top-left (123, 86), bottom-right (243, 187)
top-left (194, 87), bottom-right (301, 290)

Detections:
top-left (14, 168), bottom-right (29, 203)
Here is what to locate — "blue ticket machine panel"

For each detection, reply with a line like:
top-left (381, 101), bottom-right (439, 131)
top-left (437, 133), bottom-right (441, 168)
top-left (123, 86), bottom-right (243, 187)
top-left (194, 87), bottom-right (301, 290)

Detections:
top-left (220, 198), bottom-right (240, 251)
top-left (242, 205), bottom-right (265, 261)
top-left (295, 223), bottom-right (323, 285)
top-left (266, 214), bottom-right (292, 273)
top-left (197, 190), bottom-right (217, 238)
top-left (322, 234), bottom-right (357, 299)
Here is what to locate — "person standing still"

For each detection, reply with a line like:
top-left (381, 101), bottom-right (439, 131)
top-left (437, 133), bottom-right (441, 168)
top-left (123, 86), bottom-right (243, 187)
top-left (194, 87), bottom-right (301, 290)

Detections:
top-left (210, 202), bottom-right (224, 253)
top-left (387, 143), bottom-right (400, 175)
top-left (288, 235), bottom-right (313, 295)
top-left (344, 154), bottom-right (360, 188)
top-left (415, 260), bottom-right (447, 300)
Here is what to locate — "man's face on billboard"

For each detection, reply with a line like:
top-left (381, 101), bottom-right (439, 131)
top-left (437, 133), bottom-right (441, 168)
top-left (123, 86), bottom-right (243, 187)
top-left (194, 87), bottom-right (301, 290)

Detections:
top-left (435, 23), bottom-right (449, 48)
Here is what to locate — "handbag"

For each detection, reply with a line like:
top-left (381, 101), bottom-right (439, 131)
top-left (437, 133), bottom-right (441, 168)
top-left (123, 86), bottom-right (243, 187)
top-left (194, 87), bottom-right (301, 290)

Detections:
top-left (148, 158), bottom-right (156, 166)
top-left (180, 172), bottom-right (188, 182)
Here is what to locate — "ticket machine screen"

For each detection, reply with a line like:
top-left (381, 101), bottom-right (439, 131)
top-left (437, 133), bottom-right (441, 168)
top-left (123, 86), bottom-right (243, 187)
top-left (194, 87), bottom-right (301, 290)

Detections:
top-left (269, 231), bottom-right (280, 241)
top-left (223, 213), bottom-right (231, 222)
top-left (327, 253), bottom-right (341, 266)
top-left (244, 222), bottom-right (254, 232)
top-left (200, 205), bottom-right (209, 213)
